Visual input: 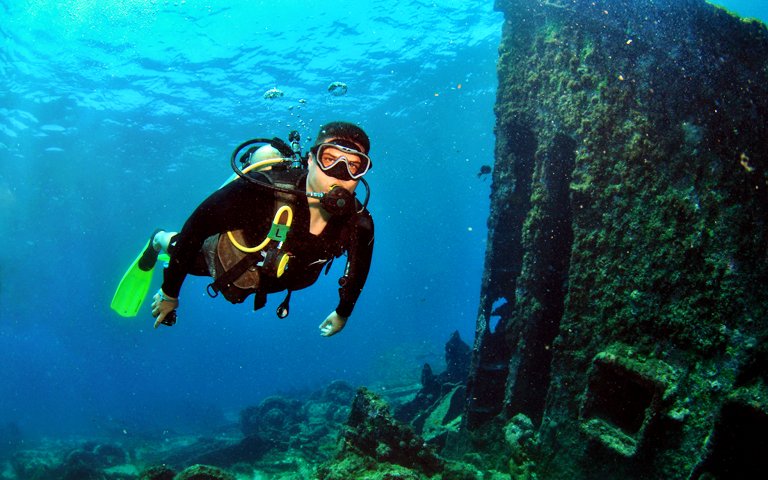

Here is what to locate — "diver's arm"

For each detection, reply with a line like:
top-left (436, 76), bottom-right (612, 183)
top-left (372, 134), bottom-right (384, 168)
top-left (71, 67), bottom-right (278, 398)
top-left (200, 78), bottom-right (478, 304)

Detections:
top-left (161, 188), bottom-right (230, 299)
top-left (334, 212), bottom-right (375, 318)
top-left (151, 290), bottom-right (178, 328)
top-left (319, 214), bottom-right (373, 337)
top-left (319, 311), bottom-right (347, 337)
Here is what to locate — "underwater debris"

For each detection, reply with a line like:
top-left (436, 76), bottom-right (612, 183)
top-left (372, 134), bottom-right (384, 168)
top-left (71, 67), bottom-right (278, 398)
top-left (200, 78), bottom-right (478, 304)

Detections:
top-left (174, 464), bottom-right (235, 480)
top-left (240, 396), bottom-right (303, 441)
top-left (10, 441), bottom-right (133, 479)
top-left (327, 81), bottom-right (348, 96)
top-left (139, 465), bottom-right (176, 479)
top-left (395, 330), bottom-right (470, 442)
top-left (335, 387), bottom-right (443, 475)
top-left (263, 88), bottom-right (284, 99)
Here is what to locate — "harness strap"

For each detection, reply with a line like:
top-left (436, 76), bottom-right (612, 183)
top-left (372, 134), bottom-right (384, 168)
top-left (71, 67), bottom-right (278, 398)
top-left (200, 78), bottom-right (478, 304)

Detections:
top-left (277, 290), bottom-right (292, 318)
top-left (207, 249), bottom-right (264, 300)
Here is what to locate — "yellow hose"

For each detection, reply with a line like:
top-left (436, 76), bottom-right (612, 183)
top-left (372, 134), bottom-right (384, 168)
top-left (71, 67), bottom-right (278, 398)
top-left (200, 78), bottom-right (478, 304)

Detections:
top-left (224, 156), bottom-right (296, 253)
top-left (227, 205), bottom-right (293, 253)
top-left (242, 157), bottom-right (284, 174)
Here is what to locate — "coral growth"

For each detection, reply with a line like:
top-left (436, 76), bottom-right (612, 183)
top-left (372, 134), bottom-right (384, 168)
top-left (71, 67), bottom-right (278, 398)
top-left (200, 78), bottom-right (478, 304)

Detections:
top-left (465, 0), bottom-right (768, 478)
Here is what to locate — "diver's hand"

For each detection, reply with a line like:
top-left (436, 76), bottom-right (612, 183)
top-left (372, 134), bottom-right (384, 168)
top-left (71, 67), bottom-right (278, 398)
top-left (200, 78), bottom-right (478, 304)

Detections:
top-left (151, 289), bottom-right (178, 328)
top-left (319, 311), bottom-right (348, 337)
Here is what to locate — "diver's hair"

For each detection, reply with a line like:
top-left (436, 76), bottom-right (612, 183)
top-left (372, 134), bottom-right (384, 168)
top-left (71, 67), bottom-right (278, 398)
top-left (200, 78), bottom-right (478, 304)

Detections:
top-left (315, 121), bottom-right (370, 154)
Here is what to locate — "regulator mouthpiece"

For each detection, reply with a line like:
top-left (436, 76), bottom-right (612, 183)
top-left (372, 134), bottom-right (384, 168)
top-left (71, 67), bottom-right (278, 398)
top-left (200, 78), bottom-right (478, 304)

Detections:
top-left (320, 185), bottom-right (356, 216)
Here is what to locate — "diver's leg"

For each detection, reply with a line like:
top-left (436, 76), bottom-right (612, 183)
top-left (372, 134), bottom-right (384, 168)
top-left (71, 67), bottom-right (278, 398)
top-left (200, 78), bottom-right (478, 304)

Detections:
top-left (152, 231), bottom-right (178, 254)
top-left (138, 229), bottom-right (178, 271)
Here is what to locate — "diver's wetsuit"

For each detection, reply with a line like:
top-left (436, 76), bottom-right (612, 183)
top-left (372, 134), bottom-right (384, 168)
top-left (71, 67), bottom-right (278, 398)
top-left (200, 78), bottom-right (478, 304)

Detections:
top-left (161, 171), bottom-right (374, 317)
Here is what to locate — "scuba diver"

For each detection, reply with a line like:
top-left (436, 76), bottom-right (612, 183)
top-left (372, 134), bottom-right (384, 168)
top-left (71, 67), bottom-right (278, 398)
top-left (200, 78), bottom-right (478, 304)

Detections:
top-left (111, 121), bottom-right (374, 337)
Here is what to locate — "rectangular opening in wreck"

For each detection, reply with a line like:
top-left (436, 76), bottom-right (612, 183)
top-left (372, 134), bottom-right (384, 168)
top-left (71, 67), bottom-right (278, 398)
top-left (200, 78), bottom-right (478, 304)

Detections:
top-left (581, 361), bottom-right (655, 436)
top-left (691, 400), bottom-right (768, 478)
top-left (485, 121), bottom-right (537, 304)
top-left (508, 133), bottom-right (575, 426)
top-left (466, 120), bottom-right (537, 429)
top-left (489, 298), bottom-right (507, 332)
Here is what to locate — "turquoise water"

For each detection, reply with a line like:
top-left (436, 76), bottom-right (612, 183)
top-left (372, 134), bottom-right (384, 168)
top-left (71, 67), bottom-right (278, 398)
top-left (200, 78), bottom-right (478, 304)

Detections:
top-left (710, 0), bottom-right (768, 20)
top-left (1, 0), bottom-right (501, 439)
top-left (0, 0), bottom-right (765, 442)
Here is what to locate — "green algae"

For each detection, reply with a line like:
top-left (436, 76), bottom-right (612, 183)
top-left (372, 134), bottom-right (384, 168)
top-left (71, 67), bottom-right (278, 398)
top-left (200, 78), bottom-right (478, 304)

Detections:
top-left (466, 0), bottom-right (768, 478)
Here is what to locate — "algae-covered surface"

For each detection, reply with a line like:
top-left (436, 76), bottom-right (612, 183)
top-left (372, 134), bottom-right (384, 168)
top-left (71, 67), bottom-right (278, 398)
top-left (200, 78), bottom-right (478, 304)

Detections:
top-left (468, 0), bottom-right (768, 478)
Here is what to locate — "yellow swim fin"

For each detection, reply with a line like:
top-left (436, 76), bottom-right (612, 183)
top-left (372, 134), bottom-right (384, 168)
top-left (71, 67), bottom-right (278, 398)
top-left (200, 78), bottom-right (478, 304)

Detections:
top-left (111, 233), bottom-right (170, 317)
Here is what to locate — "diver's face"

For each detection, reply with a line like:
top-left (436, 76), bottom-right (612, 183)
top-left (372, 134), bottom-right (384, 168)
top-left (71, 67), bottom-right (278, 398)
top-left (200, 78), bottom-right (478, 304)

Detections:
top-left (308, 154), bottom-right (359, 193)
top-left (307, 138), bottom-right (364, 193)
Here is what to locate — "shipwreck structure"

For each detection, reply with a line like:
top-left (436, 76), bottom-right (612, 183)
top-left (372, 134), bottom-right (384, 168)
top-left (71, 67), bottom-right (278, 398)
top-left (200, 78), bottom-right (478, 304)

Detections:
top-left (463, 0), bottom-right (768, 478)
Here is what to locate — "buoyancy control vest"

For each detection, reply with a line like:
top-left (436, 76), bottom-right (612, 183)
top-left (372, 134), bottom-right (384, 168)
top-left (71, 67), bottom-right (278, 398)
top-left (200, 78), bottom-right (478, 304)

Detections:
top-left (204, 165), bottom-right (306, 311)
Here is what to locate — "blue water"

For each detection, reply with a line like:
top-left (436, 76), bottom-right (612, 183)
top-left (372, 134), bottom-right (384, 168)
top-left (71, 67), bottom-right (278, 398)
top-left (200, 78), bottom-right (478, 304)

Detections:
top-left (0, 0), bottom-right (502, 440)
top-left (709, 0), bottom-right (768, 20)
top-left (0, 0), bottom-right (765, 442)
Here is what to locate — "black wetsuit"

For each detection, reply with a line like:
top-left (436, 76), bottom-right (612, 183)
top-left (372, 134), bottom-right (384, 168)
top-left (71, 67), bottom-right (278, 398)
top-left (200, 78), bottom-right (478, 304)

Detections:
top-left (162, 171), bottom-right (374, 317)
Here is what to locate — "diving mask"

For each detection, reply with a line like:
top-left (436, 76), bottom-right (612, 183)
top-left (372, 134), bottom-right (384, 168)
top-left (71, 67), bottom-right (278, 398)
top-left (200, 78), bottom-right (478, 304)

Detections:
top-left (311, 142), bottom-right (372, 181)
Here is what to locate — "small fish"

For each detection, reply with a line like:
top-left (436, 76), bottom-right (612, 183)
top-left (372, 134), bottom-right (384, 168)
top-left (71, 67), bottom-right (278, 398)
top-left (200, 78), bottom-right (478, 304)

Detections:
top-left (327, 81), bottom-right (348, 96)
top-left (477, 164), bottom-right (492, 178)
top-left (263, 88), bottom-right (284, 100)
